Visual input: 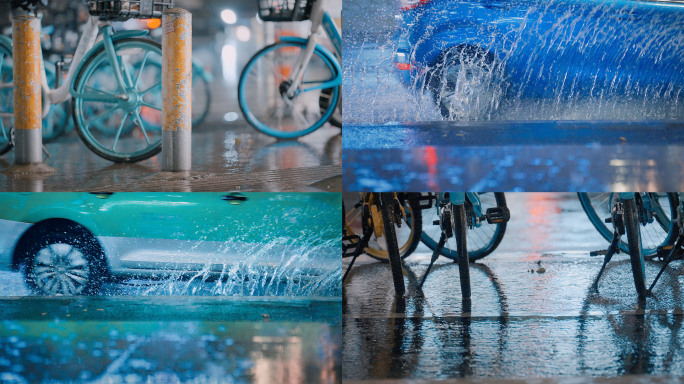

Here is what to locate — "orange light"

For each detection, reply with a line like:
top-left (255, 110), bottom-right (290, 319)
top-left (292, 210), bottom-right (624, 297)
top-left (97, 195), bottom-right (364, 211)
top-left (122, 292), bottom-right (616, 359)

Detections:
top-left (147, 19), bottom-right (162, 29)
top-left (395, 63), bottom-right (411, 71)
top-left (401, 0), bottom-right (431, 11)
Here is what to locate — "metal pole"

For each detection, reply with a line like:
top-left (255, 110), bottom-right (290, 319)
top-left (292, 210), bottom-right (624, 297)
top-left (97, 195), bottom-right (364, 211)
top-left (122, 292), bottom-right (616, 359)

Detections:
top-left (12, 14), bottom-right (42, 165)
top-left (161, 8), bottom-right (192, 171)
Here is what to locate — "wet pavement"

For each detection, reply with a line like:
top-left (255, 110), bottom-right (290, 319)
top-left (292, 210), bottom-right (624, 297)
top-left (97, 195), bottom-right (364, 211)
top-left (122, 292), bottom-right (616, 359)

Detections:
top-left (0, 296), bottom-right (341, 383)
top-left (0, 85), bottom-right (341, 193)
top-left (342, 121), bottom-right (684, 191)
top-left (343, 193), bottom-right (684, 380)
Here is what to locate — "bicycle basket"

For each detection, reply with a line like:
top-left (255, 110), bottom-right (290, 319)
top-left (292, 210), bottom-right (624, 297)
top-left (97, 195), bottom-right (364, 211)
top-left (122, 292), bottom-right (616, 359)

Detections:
top-left (257, 0), bottom-right (314, 22)
top-left (87, 0), bottom-right (174, 21)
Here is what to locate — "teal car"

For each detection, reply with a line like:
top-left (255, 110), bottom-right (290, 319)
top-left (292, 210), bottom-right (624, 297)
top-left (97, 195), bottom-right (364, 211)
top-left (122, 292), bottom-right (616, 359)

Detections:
top-left (0, 192), bottom-right (340, 295)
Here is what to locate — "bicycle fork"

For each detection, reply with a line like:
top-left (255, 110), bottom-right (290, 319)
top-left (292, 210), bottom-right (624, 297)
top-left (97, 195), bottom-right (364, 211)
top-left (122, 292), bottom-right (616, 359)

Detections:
top-left (419, 196), bottom-right (471, 302)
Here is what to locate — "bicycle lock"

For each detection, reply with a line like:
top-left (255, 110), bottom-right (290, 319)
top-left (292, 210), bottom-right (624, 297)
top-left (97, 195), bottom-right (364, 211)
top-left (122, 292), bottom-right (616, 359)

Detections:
top-left (162, 7), bottom-right (192, 171)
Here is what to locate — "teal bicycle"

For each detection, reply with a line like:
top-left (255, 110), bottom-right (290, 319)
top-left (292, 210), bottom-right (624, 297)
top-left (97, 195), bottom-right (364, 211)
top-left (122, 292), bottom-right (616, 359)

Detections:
top-left (0, 0), bottom-right (172, 162)
top-left (418, 192), bottom-right (510, 302)
top-left (579, 192), bottom-right (679, 298)
top-left (238, 0), bottom-right (342, 139)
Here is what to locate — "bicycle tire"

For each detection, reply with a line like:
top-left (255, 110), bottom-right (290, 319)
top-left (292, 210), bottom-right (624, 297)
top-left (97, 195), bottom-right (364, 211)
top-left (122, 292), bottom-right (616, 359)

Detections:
top-left (578, 192), bottom-right (678, 257)
top-left (0, 40), bottom-right (13, 156)
top-left (379, 193), bottom-right (406, 298)
top-left (71, 38), bottom-right (163, 163)
top-left (238, 41), bottom-right (340, 138)
top-left (421, 192), bottom-right (507, 261)
top-left (624, 197), bottom-right (647, 298)
top-left (451, 203), bottom-right (471, 300)
top-left (191, 64), bottom-right (212, 126)
top-left (319, 87), bottom-right (341, 128)
top-left (344, 193), bottom-right (422, 261)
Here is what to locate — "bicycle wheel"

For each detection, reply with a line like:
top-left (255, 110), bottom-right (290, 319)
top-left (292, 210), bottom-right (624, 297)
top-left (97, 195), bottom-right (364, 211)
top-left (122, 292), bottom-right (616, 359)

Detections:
top-left (72, 38), bottom-right (163, 163)
top-left (134, 59), bottom-right (211, 128)
top-left (42, 64), bottom-right (72, 142)
top-left (0, 41), bottom-right (13, 156)
top-left (578, 192), bottom-right (678, 257)
top-left (450, 203), bottom-right (471, 300)
top-left (191, 63), bottom-right (212, 126)
top-left (344, 193), bottom-right (422, 261)
top-left (421, 192), bottom-right (507, 261)
top-left (238, 41), bottom-right (340, 138)
top-left (379, 193), bottom-right (405, 298)
top-left (319, 87), bottom-right (341, 128)
top-left (623, 197), bottom-right (647, 297)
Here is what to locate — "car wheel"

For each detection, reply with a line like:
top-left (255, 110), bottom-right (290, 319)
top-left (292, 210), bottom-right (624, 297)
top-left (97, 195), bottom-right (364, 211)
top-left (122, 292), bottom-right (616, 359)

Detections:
top-left (20, 224), bottom-right (107, 295)
top-left (429, 46), bottom-right (504, 120)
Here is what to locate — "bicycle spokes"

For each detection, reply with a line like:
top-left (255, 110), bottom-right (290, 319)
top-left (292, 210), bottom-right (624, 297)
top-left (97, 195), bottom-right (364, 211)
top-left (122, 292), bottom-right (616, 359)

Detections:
top-left (72, 39), bottom-right (163, 162)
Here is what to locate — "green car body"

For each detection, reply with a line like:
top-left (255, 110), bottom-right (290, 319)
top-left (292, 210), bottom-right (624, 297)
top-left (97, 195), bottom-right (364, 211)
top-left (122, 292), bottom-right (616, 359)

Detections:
top-left (0, 192), bottom-right (340, 294)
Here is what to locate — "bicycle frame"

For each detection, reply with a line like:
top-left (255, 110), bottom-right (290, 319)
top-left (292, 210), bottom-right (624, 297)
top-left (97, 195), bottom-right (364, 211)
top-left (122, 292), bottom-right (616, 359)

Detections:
top-left (1, 15), bottom-right (150, 120)
top-left (283, 0), bottom-right (342, 98)
top-left (438, 192), bottom-right (483, 228)
top-left (42, 16), bottom-right (99, 114)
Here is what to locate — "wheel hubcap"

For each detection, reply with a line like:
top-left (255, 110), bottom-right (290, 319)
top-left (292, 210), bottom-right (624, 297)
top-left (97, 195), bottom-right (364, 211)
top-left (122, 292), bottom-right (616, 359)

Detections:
top-left (32, 243), bottom-right (90, 295)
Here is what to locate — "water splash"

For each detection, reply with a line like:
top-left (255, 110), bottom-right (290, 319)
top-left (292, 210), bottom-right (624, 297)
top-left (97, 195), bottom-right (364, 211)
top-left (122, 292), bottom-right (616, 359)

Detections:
top-left (344, 0), bottom-right (684, 123)
top-left (112, 235), bottom-right (341, 298)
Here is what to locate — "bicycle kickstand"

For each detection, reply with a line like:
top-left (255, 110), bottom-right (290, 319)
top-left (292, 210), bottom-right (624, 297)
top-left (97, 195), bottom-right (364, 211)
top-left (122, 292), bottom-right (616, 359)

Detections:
top-left (648, 234), bottom-right (684, 294)
top-left (590, 231), bottom-right (621, 291)
top-left (342, 226), bottom-right (374, 283)
top-left (418, 231), bottom-right (447, 290)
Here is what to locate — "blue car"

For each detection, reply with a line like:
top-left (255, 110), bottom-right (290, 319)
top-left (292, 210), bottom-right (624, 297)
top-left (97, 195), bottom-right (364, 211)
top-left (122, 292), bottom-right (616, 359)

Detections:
top-left (394, 0), bottom-right (684, 120)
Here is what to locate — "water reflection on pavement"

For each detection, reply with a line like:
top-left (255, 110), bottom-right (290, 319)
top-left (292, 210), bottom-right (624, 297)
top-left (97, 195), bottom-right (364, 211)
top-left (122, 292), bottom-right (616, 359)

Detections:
top-left (0, 297), bottom-right (341, 383)
top-left (342, 122), bottom-right (684, 192)
top-left (0, 123), bottom-right (341, 192)
top-left (343, 193), bottom-right (684, 380)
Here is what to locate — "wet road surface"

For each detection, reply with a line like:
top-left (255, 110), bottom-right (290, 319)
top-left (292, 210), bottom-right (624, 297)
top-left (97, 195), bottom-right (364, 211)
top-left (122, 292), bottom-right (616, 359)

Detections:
top-left (343, 121), bottom-right (684, 191)
top-left (343, 193), bottom-right (684, 380)
top-left (0, 82), bottom-right (341, 192)
top-left (0, 296), bottom-right (341, 383)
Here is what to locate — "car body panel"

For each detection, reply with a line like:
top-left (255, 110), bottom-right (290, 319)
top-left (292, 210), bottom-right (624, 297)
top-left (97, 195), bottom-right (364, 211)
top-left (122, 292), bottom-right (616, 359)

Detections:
top-left (0, 192), bottom-right (340, 276)
top-left (395, 0), bottom-right (684, 100)
top-left (0, 219), bottom-right (31, 270)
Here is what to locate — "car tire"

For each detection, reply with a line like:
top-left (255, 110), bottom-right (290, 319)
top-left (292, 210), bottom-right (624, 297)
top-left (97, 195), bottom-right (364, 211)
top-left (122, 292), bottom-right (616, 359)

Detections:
top-left (428, 45), bottom-right (504, 120)
top-left (19, 223), bottom-right (107, 295)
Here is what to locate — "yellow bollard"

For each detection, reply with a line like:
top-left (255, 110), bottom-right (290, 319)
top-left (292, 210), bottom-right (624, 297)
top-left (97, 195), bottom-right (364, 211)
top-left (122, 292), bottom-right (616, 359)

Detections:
top-left (161, 8), bottom-right (192, 171)
top-left (12, 14), bottom-right (42, 165)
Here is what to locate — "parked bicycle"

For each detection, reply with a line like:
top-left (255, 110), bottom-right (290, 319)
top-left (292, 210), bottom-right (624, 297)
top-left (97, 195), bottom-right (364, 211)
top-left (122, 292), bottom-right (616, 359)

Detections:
top-left (418, 192), bottom-right (510, 302)
top-left (420, 192), bottom-right (509, 262)
top-left (579, 192), bottom-right (680, 298)
top-left (238, 0), bottom-right (341, 139)
top-left (343, 192), bottom-right (419, 298)
top-left (0, 0), bottom-right (173, 163)
top-left (343, 192), bottom-right (510, 303)
top-left (647, 192), bottom-right (684, 294)
top-left (343, 192), bottom-right (425, 262)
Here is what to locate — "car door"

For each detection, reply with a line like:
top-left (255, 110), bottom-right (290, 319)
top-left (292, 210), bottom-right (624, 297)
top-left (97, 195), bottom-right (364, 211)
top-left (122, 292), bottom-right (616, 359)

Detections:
top-left (87, 192), bottom-right (339, 275)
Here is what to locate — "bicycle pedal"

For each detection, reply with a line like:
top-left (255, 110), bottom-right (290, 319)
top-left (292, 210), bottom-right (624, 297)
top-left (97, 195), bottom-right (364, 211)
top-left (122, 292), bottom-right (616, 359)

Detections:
top-left (485, 207), bottom-right (510, 224)
top-left (416, 194), bottom-right (434, 210)
top-left (342, 247), bottom-right (358, 258)
top-left (655, 244), bottom-right (680, 260)
top-left (590, 250), bottom-right (607, 257)
top-left (342, 235), bottom-right (361, 257)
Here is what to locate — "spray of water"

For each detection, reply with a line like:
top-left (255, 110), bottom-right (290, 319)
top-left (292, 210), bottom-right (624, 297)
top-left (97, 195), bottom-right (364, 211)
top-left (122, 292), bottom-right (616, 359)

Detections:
top-left (116, 234), bottom-right (341, 298)
top-left (344, 0), bottom-right (684, 123)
